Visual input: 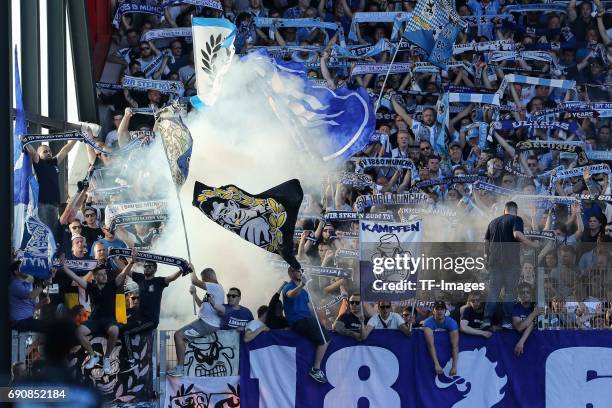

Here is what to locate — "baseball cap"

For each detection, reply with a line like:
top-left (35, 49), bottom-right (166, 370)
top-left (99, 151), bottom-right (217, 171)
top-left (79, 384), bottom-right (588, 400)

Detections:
top-left (433, 301), bottom-right (447, 310)
top-left (71, 234), bottom-right (85, 242)
top-left (449, 141), bottom-right (462, 149)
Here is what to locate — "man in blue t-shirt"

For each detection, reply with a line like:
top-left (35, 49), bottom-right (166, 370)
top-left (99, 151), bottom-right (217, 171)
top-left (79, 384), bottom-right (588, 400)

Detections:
top-left (90, 225), bottom-right (127, 257)
top-left (221, 287), bottom-right (253, 331)
top-left (422, 301), bottom-right (459, 376)
top-left (512, 283), bottom-right (544, 357)
top-left (282, 266), bottom-right (330, 384)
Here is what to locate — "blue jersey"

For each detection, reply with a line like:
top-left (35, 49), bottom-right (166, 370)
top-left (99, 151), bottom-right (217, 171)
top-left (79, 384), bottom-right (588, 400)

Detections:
top-left (423, 316), bottom-right (459, 331)
top-left (282, 282), bottom-right (311, 325)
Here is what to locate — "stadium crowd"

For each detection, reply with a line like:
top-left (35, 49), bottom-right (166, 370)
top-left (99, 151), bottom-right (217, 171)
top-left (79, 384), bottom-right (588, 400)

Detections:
top-left (10, 0), bottom-right (612, 389)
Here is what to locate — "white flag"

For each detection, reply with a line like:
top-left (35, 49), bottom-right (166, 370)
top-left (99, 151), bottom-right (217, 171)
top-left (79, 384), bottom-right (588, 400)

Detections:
top-left (191, 17), bottom-right (236, 108)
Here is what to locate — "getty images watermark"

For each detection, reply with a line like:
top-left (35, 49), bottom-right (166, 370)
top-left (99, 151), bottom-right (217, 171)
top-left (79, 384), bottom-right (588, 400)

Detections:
top-left (371, 253), bottom-right (486, 293)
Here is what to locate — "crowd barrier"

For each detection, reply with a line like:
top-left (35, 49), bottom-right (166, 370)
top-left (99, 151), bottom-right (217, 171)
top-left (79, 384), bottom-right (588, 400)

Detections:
top-left (11, 327), bottom-right (612, 407)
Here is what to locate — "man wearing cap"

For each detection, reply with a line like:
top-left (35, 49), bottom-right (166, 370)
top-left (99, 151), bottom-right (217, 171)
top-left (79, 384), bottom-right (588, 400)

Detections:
top-left (422, 301), bottom-right (459, 375)
top-left (483, 201), bottom-right (540, 329)
top-left (442, 141), bottom-right (466, 177)
top-left (122, 260), bottom-right (185, 364)
top-left (362, 301), bottom-right (412, 340)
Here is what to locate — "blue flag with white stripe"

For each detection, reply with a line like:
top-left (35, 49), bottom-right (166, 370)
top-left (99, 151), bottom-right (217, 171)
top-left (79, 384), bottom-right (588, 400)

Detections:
top-left (13, 48), bottom-right (39, 249)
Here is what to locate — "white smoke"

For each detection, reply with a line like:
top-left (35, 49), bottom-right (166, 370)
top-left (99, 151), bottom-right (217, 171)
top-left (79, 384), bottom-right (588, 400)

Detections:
top-left (156, 56), bottom-right (335, 329)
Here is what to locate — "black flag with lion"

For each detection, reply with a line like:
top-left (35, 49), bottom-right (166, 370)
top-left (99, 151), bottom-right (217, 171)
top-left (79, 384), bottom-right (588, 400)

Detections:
top-left (193, 179), bottom-right (303, 269)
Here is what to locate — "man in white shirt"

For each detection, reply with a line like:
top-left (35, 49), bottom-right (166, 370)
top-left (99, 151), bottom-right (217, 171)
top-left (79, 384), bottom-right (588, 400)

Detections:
top-left (244, 305), bottom-right (270, 343)
top-left (362, 301), bottom-right (412, 340)
top-left (167, 267), bottom-right (225, 377)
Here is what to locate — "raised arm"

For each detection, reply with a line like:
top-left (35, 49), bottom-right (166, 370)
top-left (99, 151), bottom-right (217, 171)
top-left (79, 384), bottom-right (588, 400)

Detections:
top-left (320, 50), bottom-right (336, 89)
top-left (62, 265), bottom-right (88, 289)
top-left (567, 0), bottom-right (577, 23)
top-left (165, 268), bottom-right (184, 284)
top-left (115, 247), bottom-right (137, 286)
top-left (21, 137), bottom-right (40, 163)
top-left (191, 269), bottom-right (207, 290)
top-left (55, 140), bottom-right (77, 164)
top-left (118, 108), bottom-right (134, 147)
top-left (596, 6), bottom-right (611, 45)
top-left (390, 93), bottom-right (414, 127)
top-left (60, 182), bottom-right (89, 225)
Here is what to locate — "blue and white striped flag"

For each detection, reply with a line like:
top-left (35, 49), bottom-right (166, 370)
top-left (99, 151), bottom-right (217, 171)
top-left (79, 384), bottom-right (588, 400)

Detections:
top-left (13, 48), bottom-right (39, 249)
top-left (403, 0), bottom-right (465, 69)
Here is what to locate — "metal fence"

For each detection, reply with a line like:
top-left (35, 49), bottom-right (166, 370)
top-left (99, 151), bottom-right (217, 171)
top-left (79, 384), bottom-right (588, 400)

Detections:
top-left (537, 265), bottom-right (612, 329)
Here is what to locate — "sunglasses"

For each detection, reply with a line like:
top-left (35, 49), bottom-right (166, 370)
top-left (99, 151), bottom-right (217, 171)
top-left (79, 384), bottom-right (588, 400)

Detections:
top-left (85, 213), bottom-right (96, 217)
top-left (402, 314), bottom-right (410, 318)
top-left (420, 147), bottom-right (431, 151)
top-left (349, 301), bottom-right (361, 305)
top-left (227, 294), bottom-right (239, 298)
top-left (379, 305), bottom-right (391, 309)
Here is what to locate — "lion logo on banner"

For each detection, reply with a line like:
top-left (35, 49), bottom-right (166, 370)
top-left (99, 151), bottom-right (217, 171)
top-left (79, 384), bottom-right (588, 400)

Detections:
top-left (435, 348), bottom-right (507, 408)
top-left (196, 186), bottom-right (287, 253)
top-left (370, 233), bottom-right (411, 282)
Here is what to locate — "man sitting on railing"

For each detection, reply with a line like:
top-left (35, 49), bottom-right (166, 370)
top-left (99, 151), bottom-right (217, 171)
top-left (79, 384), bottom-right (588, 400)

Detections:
top-left (167, 267), bottom-right (225, 377)
top-left (121, 260), bottom-right (185, 364)
top-left (60, 249), bottom-right (135, 375)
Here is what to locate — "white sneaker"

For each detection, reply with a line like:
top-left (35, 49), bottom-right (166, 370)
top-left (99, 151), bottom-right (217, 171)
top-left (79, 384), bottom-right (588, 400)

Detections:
top-left (84, 353), bottom-right (100, 369)
top-left (103, 357), bottom-right (112, 375)
top-left (167, 365), bottom-right (184, 377)
top-left (80, 122), bottom-right (102, 138)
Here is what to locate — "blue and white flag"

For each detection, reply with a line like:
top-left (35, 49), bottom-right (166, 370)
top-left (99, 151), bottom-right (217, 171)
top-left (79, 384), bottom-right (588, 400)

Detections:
top-left (191, 18), bottom-right (237, 109)
top-left (13, 48), bottom-right (39, 249)
top-left (20, 216), bottom-right (57, 279)
top-left (249, 51), bottom-right (376, 162)
top-left (403, 0), bottom-right (465, 69)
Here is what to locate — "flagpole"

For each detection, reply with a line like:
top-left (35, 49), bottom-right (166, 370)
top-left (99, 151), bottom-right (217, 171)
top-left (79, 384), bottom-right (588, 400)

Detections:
top-left (304, 274), bottom-right (328, 345)
top-left (374, 32), bottom-right (404, 113)
top-left (174, 189), bottom-right (197, 315)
